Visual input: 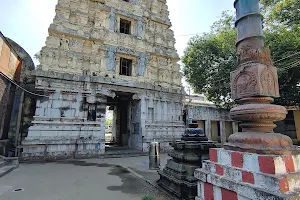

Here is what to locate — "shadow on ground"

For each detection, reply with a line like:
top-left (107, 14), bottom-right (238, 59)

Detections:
top-left (57, 160), bottom-right (172, 200)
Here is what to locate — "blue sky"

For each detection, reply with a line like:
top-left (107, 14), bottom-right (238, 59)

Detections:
top-left (0, 0), bottom-right (235, 59)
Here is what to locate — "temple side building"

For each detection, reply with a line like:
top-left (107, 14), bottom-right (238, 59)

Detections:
top-left (22, 0), bottom-right (185, 159)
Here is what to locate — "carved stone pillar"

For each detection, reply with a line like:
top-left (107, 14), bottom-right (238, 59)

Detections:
top-left (195, 1), bottom-right (300, 199)
top-left (205, 120), bottom-right (212, 140)
top-left (224, 0), bottom-right (298, 155)
top-left (232, 121), bottom-right (238, 133)
top-left (220, 121), bottom-right (226, 144)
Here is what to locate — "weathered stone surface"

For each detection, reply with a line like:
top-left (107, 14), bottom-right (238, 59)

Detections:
top-left (37, 0), bottom-right (182, 88)
top-left (23, 0), bottom-right (185, 159)
top-left (231, 63), bottom-right (280, 100)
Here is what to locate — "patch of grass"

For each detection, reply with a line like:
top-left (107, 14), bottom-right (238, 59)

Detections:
top-left (142, 195), bottom-right (155, 200)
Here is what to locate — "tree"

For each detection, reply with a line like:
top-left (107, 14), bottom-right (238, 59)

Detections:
top-left (263, 0), bottom-right (300, 106)
top-left (266, 28), bottom-right (300, 106)
top-left (261, 0), bottom-right (300, 29)
top-left (182, 0), bottom-right (300, 108)
top-left (182, 3), bottom-right (300, 109)
top-left (182, 12), bottom-right (237, 109)
top-left (105, 118), bottom-right (112, 126)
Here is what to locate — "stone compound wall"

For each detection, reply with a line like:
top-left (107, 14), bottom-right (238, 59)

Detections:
top-left (187, 106), bottom-right (231, 122)
top-left (143, 97), bottom-right (184, 152)
top-left (22, 74), bottom-right (107, 159)
top-left (0, 76), bottom-right (12, 139)
top-left (0, 33), bottom-right (23, 141)
top-left (186, 105), bottom-right (237, 144)
top-left (4, 37), bottom-right (36, 143)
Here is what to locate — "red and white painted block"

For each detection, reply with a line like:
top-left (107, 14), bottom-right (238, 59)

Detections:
top-left (199, 160), bottom-right (300, 193)
top-left (195, 148), bottom-right (300, 199)
top-left (209, 148), bottom-right (300, 175)
top-left (195, 182), bottom-right (251, 200)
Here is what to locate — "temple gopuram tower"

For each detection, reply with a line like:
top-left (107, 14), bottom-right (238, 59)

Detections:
top-left (22, 0), bottom-right (185, 159)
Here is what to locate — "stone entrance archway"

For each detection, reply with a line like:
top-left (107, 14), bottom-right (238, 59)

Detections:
top-left (105, 92), bottom-right (134, 148)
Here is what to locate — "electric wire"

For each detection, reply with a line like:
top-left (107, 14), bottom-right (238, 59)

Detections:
top-left (0, 72), bottom-right (98, 98)
top-left (0, 72), bottom-right (49, 98)
top-left (278, 60), bottom-right (300, 71)
top-left (274, 52), bottom-right (300, 64)
top-left (176, 33), bottom-right (203, 37)
top-left (200, 59), bottom-right (300, 84)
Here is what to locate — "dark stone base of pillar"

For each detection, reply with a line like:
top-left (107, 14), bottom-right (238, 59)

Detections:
top-left (157, 124), bottom-right (216, 200)
top-left (157, 170), bottom-right (196, 200)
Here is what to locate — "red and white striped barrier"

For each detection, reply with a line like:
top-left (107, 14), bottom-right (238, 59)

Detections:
top-left (209, 148), bottom-right (300, 175)
top-left (195, 148), bottom-right (300, 200)
top-left (196, 182), bottom-right (250, 200)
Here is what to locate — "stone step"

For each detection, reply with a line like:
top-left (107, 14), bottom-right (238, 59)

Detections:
top-left (103, 147), bottom-right (148, 158)
top-left (0, 164), bottom-right (18, 178)
top-left (0, 156), bottom-right (19, 178)
top-left (199, 160), bottom-right (300, 194)
top-left (0, 160), bottom-right (6, 168)
top-left (101, 151), bottom-right (148, 158)
top-left (0, 156), bottom-right (18, 166)
top-left (158, 170), bottom-right (197, 200)
top-left (195, 168), bottom-right (300, 200)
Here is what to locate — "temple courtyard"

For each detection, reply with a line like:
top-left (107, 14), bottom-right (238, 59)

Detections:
top-left (0, 155), bottom-right (173, 200)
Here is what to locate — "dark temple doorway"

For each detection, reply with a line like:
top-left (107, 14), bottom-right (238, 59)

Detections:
top-left (105, 92), bottom-right (133, 148)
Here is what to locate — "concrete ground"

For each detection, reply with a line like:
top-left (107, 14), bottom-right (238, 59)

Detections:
top-left (0, 154), bottom-right (173, 200)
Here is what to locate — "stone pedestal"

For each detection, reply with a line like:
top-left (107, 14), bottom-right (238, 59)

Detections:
top-left (21, 88), bottom-right (107, 160)
top-left (22, 121), bottom-right (105, 160)
top-left (195, 148), bottom-right (300, 200)
top-left (157, 124), bottom-right (216, 200)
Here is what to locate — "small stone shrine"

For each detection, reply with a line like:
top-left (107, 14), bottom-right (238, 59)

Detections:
top-left (157, 123), bottom-right (216, 200)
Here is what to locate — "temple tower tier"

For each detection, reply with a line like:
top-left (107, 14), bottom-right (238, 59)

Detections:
top-left (21, 0), bottom-right (185, 160)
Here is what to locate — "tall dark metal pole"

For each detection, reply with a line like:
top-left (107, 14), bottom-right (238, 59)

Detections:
top-left (224, 0), bottom-right (298, 154)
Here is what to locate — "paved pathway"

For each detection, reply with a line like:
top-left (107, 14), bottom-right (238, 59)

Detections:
top-left (0, 154), bottom-right (172, 200)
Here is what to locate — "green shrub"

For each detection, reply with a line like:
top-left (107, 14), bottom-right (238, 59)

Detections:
top-left (142, 195), bottom-right (155, 200)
